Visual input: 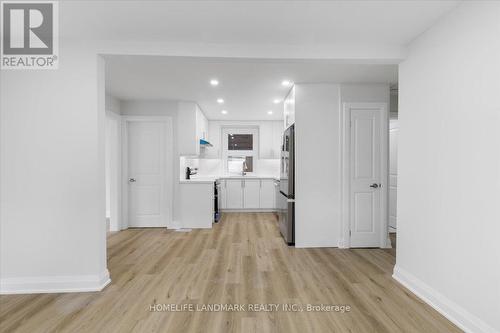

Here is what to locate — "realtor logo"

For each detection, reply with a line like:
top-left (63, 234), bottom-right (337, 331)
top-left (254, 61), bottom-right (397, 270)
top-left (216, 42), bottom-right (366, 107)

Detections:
top-left (1, 1), bottom-right (59, 69)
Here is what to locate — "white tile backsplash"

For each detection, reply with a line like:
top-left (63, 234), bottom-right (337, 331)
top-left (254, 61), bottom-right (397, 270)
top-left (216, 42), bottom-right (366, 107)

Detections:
top-left (180, 157), bottom-right (279, 179)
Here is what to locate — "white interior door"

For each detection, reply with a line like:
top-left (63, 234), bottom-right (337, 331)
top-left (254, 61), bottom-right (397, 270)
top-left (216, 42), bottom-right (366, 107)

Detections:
top-left (127, 120), bottom-right (171, 227)
top-left (350, 109), bottom-right (382, 247)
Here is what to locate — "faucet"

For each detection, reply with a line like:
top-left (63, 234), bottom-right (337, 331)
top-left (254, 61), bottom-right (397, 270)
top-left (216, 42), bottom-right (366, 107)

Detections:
top-left (186, 167), bottom-right (198, 180)
top-left (241, 160), bottom-right (247, 176)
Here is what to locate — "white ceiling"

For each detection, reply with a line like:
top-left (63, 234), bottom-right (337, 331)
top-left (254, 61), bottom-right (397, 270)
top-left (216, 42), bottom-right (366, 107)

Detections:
top-left (98, 0), bottom-right (458, 120)
top-left (62, 1), bottom-right (458, 46)
top-left (105, 56), bottom-right (398, 120)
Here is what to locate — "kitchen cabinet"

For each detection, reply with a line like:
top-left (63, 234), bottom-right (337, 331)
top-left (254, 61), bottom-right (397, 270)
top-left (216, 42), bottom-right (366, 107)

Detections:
top-left (218, 180), bottom-right (227, 209)
top-left (178, 102), bottom-right (208, 156)
top-left (260, 121), bottom-right (283, 159)
top-left (220, 178), bottom-right (277, 211)
top-left (225, 179), bottom-right (244, 209)
top-left (259, 122), bottom-right (273, 159)
top-left (259, 179), bottom-right (275, 209)
top-left (179, 183), bottom-right (213, 229)
top-left (272, 121), bottom-right (283, 158)
top-left (284, 86), bottom-right (295, 129)
top-left (197, 107), bottom-right (209, 141)
top-left (243, 179), bottom-right (260, 208)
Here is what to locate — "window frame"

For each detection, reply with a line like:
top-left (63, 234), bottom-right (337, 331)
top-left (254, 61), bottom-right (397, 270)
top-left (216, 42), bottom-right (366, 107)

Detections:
top-left (221, 127), bottom-right (259, 174)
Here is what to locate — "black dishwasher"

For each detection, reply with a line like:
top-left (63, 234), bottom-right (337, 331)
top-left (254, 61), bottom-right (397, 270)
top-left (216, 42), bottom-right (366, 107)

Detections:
top-left (214, 181), bottom-right (221, 223)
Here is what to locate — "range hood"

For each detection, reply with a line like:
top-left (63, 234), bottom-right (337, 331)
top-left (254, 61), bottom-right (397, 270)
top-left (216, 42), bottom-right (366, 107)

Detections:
top-left (199, 139), bottom-right (213, 147)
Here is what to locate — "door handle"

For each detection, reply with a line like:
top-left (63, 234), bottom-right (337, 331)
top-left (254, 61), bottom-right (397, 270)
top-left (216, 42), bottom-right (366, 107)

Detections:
top-left (369, 183), bottom-right (380, 188)
top-left (129, 178), bottom-right (136, 183)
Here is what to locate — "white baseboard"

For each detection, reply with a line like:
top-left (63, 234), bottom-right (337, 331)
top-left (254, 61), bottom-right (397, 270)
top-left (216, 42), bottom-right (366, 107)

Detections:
top-left (169, 220), bottom-right (182, 230)
top-left (0, 269), bottom-right (111, 295)
top-left (393, 266), bottom-right (498, 333)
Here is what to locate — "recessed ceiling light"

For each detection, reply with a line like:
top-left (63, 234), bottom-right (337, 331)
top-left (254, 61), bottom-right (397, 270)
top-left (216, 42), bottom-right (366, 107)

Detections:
top-left (281, 80), bottom-right (292, 87)
top-left (267, 110), bottom-right (273, 115)
top-left (221, 110), bottom-right (228, 114)
top-left (217, 98), bottom-right (224, 104)
top-left (273, 99), bottom-right (281, 104)
top-left (210, 79), bottom-right (219, 86)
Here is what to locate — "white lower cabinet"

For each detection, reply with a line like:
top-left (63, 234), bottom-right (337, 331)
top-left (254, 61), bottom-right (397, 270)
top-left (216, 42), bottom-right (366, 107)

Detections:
top-left (220, 178), bottom-right (277, 211)
top-left (243, 180), bottom-right (260, 209)
top-left (218, 181), bottom-right (227, 209)
top-left (259, 180), bottom-right (275, 209)
top-left (225, 179), bottom-right (244, 209)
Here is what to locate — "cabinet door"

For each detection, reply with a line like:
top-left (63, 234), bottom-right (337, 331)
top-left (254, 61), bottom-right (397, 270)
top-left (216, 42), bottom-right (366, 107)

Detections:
top-left (196, 106), bottom-right (208, 141)
top-left (284, 86), bottom-right (295, 128)
top-left (243, 180), bottom-right (260, 209)
top-left (259, 122), bottom-right (274, 159)
top-left (259, 179), bottom-right (275, 209)
top-left (226, 180), bottom-right (243, 209)
top-left (218, 180), bottom-right (226, 209)
top-left (272, 121), bottom-right (283, 159)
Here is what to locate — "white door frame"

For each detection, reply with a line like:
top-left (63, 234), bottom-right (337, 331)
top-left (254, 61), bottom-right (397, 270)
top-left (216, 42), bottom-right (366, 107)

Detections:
top-left (341, 103), bottom-right (389, 248)
top-left (121, 116), bottom-right (174, 229)
top-left (105, 110), bottom-right (122, 231)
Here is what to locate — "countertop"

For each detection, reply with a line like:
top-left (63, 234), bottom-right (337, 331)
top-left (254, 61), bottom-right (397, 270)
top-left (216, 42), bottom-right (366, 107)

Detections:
top-left (179, 175), bottom-right (279, 184)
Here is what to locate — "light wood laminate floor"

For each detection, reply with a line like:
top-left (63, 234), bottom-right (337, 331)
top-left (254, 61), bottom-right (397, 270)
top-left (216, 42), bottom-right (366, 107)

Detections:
top-left (0, 213), bottom-right (460, 333)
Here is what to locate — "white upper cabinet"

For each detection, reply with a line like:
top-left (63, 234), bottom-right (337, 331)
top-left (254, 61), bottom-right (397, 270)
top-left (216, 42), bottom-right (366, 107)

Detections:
top-left (259, 122), bottom-right (273, 159)
top-left (178, 102), bottom-right (208, 156)
top-left (272, 121), bottom-right (283, 158)
top-left (197, 107), bottom-right (209, 141)
top-left (284, 86), bottom-right (295, 129)
top-left (260, 121), bottom-right (283, 159)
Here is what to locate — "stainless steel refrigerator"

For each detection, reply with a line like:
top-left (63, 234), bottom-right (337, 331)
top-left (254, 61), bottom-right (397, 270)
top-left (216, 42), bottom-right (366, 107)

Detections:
top-left (279, 124), bottom-right (295, 245)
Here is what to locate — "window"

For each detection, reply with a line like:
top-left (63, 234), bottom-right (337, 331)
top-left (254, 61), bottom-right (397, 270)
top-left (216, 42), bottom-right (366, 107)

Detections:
top-left (222, 127), bottom-right (258, 174)
top-left (228, 134), bottom-right (253, 150)
top-left (227, 156), bottom-right (253, 173)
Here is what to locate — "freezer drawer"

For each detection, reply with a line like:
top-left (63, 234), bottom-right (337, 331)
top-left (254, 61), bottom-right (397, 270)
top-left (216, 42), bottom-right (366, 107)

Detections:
top-left (278, 192), bottom-right (294, 245)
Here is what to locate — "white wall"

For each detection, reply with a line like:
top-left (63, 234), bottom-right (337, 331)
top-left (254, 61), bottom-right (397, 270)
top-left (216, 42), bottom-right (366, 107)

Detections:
top-left (0, 45), bottom-right (109, 293)
top-left (294, 84), bottom-right (341, 248)
top-left (294, 83), bottom-right (389, 248)
top-left (395, 2), bottom-right (500, 332)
